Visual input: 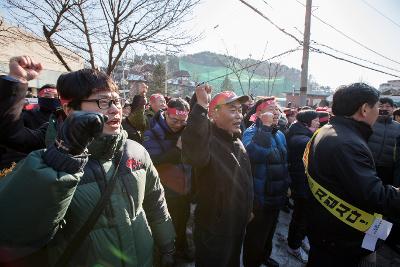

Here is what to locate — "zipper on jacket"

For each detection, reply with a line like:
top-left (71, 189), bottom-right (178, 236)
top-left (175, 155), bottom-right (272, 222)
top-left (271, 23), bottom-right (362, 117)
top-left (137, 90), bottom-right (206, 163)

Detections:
top-left (376, 120), bottom-right (388, 163)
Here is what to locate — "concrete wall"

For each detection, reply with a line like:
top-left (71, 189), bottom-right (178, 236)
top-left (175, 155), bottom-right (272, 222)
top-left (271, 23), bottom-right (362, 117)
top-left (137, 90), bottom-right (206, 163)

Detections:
top-left (0, 23), bottom-right (84, 89)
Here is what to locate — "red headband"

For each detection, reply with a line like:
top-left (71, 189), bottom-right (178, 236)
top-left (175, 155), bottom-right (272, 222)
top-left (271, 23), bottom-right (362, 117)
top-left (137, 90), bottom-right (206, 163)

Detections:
top-left (150, 94), bottom-right (164, 103)
top-left (167, 107), bottom-right (189, 117)
top-left (256, 99), bottom-right (276, 113)
top-left (249, 99), bottom-right (276, 122)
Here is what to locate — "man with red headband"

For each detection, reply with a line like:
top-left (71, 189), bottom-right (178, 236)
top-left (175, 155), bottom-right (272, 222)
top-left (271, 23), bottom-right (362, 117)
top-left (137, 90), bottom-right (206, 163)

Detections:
top-left (143, 97), bottom-right (193, 263)
top-left (22, 84), bottom-right (61, 129)
top-left (181, 86), bottom-right (253, 267)
top-left (242, 97), bottom-right (290, 267)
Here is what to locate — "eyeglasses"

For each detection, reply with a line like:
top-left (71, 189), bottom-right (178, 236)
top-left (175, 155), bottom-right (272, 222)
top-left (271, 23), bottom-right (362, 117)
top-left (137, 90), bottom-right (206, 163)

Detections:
top-left (81, 98), bottom-right (125, 109)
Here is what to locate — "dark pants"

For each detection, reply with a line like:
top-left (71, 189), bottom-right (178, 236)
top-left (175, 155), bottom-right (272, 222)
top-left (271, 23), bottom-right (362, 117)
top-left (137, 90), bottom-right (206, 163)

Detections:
top-left (166, 194), bottom-right (191, 252)
top-left (243, 207), bottom-right (280, 267)
top-left (287, 197), bottom-right (307, 249)
top-left (194, 226), bottom-right (244, 267)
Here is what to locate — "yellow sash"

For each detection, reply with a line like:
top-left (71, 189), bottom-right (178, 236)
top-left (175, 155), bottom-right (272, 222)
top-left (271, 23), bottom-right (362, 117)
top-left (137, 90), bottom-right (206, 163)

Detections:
top-left (303, 130), bottom-right (382, 232)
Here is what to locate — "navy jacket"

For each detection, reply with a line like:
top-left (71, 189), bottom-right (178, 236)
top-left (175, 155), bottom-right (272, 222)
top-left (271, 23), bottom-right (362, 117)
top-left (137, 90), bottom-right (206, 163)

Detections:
top-left (143, 112), bottom-right (191, 196)
top-left (286, 121), bottom-right (313, 198)
top-left (242, 119), bottom-right (290, 209)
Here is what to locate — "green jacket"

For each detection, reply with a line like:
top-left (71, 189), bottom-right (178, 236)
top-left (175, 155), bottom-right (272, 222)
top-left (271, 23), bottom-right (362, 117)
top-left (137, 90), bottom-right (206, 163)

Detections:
top-left (0, 130), bottom-right (175, 266)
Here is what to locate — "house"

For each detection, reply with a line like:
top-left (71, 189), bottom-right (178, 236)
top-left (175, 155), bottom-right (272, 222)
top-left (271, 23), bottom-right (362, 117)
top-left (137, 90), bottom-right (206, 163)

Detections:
top-left (379, 80), bottom-right (400, 95)
top-left (166, 70), bottom-right (196, 97)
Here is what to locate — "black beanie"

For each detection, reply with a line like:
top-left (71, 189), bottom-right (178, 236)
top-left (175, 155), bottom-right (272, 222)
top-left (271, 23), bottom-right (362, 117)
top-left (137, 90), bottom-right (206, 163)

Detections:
top-left (296, 110), bottom-right (319, 126)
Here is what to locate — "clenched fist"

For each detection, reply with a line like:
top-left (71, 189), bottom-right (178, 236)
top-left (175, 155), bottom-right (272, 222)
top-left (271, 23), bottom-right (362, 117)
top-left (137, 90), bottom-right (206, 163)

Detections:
top-left (9, 56), bottom-right (43, 83)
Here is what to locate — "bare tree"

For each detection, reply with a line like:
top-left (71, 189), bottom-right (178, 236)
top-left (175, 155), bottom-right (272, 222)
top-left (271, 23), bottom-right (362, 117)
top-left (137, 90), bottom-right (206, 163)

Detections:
top-left (223, 55), bottom-right (246, 95)
top-left (219, 43), bottom-right (268, 96)
top-left (265, 61), bottom-right (282, 96)
top-left (0, 17), bottom-right (18, 45)
top-left (4, 0), bottom-right (200, 74)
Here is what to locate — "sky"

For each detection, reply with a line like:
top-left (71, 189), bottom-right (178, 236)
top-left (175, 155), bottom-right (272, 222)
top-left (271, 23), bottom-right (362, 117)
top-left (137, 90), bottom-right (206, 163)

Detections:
top-left (1, 0), bottom-right (399, 90)
top-left (179, 0), bottom-right (400, 89)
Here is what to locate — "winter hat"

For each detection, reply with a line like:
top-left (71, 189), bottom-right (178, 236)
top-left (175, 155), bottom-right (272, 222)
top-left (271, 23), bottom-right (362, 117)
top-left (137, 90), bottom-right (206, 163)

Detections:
top-left (209, 91), bottom-right (249, 112)
top-left (318, 111), bottom-right (330, 123)
top-left (296, 110), bottom-right (319, 126)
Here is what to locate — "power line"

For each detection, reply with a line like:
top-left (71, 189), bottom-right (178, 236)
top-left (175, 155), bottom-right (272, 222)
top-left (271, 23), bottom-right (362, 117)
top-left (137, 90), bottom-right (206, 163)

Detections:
top-left (294, 25), bottom-right (400, 74)
top-left (239, 0), bottom-right (400, 80)
top-left (310, 47), bottom-right (400, 79)
top-left (238, 0), bottom-right (303, 45)
top-left (294, 0), bottom-right (400, 66)
top-left (360, 0), bottom-right (400, 30)
top-left (311, 41), bottom-right (400, 74)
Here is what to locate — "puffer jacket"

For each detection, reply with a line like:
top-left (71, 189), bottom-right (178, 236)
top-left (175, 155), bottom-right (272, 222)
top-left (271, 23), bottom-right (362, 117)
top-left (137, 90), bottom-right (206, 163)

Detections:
top-left (286, 121), bottom-right (313, 198)
top-left (0, 76), bottom-right (175, 266)
top-left (143, 112), bottom-right (191, 196)
top-left (242, 119), bottom-right (290, 209)
top-left (368, 116), bottom-right (400, 167)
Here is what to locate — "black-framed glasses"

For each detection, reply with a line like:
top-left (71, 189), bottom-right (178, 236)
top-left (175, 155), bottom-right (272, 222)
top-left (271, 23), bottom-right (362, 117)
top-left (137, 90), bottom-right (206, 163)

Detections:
top-left (81, 98), bottom-right (125, 109)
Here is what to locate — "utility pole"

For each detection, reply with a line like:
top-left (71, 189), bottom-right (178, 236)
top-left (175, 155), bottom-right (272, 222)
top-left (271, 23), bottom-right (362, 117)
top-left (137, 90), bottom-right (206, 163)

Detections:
top-left (299, 0), bottom-right (312, 107)
top-left (164, 45), bottom-right (168, 96)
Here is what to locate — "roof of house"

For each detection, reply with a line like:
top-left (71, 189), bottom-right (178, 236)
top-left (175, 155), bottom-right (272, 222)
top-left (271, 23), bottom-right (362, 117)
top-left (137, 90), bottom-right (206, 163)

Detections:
top-left (127, 74), bottom-right (146, 82)
top-left (173, 70), bottom-right (190, 78)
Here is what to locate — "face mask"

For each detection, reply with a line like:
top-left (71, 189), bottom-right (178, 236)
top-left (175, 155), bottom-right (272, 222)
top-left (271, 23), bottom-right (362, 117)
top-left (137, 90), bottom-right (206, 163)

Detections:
top-left (38, 97), bottom-right (61, 112)
top-left (379, 109), bottom-right (389, 116)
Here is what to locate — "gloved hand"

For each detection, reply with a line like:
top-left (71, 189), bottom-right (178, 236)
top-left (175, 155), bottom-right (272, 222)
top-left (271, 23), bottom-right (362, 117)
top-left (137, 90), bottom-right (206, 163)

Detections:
top-left (160, 242), bottom-right (175, 267)
top-left (160, 252), bottom-right (175, 267)
top-left (55, 111), bottom-right (107, 155)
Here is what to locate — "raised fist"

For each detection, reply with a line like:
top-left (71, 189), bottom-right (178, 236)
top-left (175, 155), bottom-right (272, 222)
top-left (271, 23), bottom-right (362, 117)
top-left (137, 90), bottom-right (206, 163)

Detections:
top-left (195, 84), bottom-right (212, 109)
top-left (260, 111), bottom-right (274, 126)
top-left (56, 111), bottom-right (107, 155)
top-left (9, 56), bottom-right (43, 83)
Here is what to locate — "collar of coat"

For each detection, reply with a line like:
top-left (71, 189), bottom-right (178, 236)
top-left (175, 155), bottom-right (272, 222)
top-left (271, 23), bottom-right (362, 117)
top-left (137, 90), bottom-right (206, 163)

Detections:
top-left (87, 130), bottom-right (127, 161)
top-left (330, 116), bottom-right (372, 141)
top-left (376, 115), bottom-right (393, 124)
top-left (212, 123), bottom-right (240, 142)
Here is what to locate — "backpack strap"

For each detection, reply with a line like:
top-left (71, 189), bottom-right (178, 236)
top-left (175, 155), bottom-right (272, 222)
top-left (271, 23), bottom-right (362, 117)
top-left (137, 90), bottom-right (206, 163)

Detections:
top-left (54, 147), bottom-right (124, 267)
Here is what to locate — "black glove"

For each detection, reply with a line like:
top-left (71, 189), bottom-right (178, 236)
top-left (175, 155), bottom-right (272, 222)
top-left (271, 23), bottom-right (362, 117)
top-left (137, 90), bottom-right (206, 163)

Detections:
top-left (160, 252), bottom-right (175, 267)
top-left (160, 242), bottom-right (175, 267)
top-left (55, 111), bottom-right (107, 155)
top-left (253, 128), bottom-right (272, 148)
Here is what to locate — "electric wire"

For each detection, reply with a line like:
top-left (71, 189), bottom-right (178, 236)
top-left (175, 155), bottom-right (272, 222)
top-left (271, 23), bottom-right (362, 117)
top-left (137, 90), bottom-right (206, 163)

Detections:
top-left (200, 47), bottom-right (301, 84)
top-left (294, 0), bottom-right (400, 66)
top-left (239, 0), bottom-right (400, 79)
top-left (360, 0), bottom-right (400, 30)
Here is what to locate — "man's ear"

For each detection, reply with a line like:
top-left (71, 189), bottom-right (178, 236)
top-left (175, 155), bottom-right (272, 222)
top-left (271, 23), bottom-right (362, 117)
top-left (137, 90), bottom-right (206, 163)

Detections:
top-left (209, 109), bottom-right (218, 121)
top-left (359, 103), bottom-right (369, 118)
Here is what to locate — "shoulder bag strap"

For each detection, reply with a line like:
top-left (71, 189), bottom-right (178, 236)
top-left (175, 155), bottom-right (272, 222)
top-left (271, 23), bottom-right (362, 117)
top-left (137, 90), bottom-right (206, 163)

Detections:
top-left (55, 148), bottom-right (124, 267)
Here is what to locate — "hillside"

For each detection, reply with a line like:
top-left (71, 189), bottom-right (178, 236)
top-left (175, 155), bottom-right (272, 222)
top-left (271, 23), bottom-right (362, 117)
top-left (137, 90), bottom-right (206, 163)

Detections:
top-left (177, 51), bottom-right (301, 97)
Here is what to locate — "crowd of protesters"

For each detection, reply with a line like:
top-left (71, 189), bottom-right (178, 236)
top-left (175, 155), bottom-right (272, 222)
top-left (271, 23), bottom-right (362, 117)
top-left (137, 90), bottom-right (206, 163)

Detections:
top-left (1, 55), bottom-right (400, 267)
